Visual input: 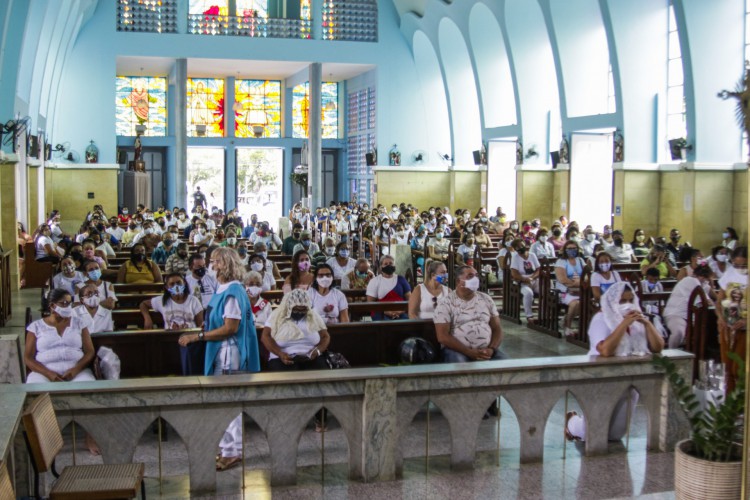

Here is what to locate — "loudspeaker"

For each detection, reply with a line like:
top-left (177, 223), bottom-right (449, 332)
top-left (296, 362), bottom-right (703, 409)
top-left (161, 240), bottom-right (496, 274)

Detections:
top-left (365, 153), bottom-right (375, 166)
top-left (472, 150), bottom-right (481, 165)
top-left (550, 151), bottom-right (560, 169)
top-left (668, 139), bottom-right (684, 161)
top-left (117, 149), bottom-right (128, 164)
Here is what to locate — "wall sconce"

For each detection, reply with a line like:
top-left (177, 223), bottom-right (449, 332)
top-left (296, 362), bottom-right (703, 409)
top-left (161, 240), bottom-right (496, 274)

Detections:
top-left (246, 109), bottom-right (267, 138)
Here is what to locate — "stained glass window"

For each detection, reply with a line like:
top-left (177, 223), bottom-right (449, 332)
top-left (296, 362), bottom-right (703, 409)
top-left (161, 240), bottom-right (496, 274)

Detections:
top-left (237, 0), bottom-right (268, 18)
top-left (292, 82), bottom-right (338, 139)
top-left (300, 0), bottom-right (311, 20)
top-left (187, 78), bottom-right (225, 137)
top-left (115, 76), bottom-right (167, 137)
top-left (235, 80), bottom-right (281, 138)
top-left (117, 0), bottom-right (177, 33)
top-left (189, 0), bottom-right (228, 16)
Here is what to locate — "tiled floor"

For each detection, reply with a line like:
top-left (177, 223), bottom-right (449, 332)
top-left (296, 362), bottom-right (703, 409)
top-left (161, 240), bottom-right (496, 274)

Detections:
top-left (9, 288), bottom-right (676, 499)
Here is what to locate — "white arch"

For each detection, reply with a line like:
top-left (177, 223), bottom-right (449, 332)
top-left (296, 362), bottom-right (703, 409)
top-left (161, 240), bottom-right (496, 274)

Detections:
top-left (468, 2), bottom-right (516, 128)
top-left (438, 17), bottom-right (482, 165)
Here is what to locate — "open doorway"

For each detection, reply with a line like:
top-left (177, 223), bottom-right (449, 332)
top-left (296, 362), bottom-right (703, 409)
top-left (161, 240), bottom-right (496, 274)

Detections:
top-left (569, 133), bottom-right (613, 231)
top-left (236, 147), bottom-right (284, 225)
top-left (186, 148), bottom-right (225, 213)
top-left (487, 140), bottom-right (517, 220)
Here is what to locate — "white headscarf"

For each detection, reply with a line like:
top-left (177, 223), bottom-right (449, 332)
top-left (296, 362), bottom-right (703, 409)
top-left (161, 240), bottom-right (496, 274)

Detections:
top-left (269, 289), bottom-right (326, 342)
top-left (599, 281), bottom-right (649, 356)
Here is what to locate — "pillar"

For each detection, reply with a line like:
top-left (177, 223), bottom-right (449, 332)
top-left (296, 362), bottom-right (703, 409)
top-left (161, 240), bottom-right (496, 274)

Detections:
top-left (0, 156), bottom-right (19, 290)
top-left (173, 59), bottom-right (188, 208)
top-left (308, 63), bottom-right (323, 208)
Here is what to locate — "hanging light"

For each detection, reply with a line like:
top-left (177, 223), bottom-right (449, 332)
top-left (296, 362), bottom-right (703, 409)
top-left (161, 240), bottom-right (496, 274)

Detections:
top-left (246, 109), bottom-right (267, 138)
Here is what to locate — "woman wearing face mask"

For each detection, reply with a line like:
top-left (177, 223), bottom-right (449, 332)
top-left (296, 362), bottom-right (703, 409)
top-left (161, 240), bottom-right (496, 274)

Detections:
top-left (81, 239), bottom-right (108, 272)
top-left (327, 242), bottom-right (356, 280)
top-left (473, 224), bottom-right (492, 249)
top-left (508, 220), bottom-right (521, 235)
top-left (707, 245), bottom-right (729, 279)
top-left (391, 223), bottom-right (411, 246)
top-left (676, 248), bottom-right (704, 281)
top-left (511, 245), bottom-right (541, 325)
top-left (548, 224), bottom-right (566, 252)
top-left (342, 258), bottom-right (374, 291)
top-left (76, 260), bottom-right (117, 310)
top-left (630, 229), bottom-right (651, 258)
top-left (247, 253), bottom-right (276, 291)
top-left (408, 260), bottom-right (450, 320)
top-left (529, 227), bottom-right (555, 261)
top-left (426, 227), bottom-right (451, 263)
top-left (25, 288), bottom-right (96, 383)
top-left (117, 243), bottom-right (162, 284)
top-left (722, 227), bottom-right (739, 251)
top-left (244, 271), bottom-right (273, 325)
top-left (34, 224), bottom-right (63, 263)
top-left (716, 246), bottom-right (748, 392)
top-left (192, 222), bottom-right (213, 247)
top-left (663, 264), bottom-right (715, 349)
top-left (410, 225), bottom-right (428, 275)
top-left (375, 219), bottom-right (393, 257)
top-left (283, 250), bottom-right (315, 293)
top-left (555, 241), bottom-right (586, 336)
top-left (308, 264), bottom-right (349, 324)
top-left (141, 273), bottom-right (204, 330)
top-left (456, 234), bottom-right (476, 266)
top-left (366, 255), bottom-right (412, 320)
top-left (565, 282), bottom-right (663, 442)
top-left (590, 253), bottom-right (621, 301)
top-left (74, 283), bottom-right (114, 333)
top-left (497, 235), bottom-right (519, 280)
top-left (52, 257), bottom-right (86, 296)
top-left (179, 247), bottom-right (260, 470)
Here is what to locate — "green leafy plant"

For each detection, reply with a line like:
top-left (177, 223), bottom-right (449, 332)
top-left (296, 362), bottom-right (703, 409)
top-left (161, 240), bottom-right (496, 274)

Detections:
top-left (653, 353), bottom-right (745, 462)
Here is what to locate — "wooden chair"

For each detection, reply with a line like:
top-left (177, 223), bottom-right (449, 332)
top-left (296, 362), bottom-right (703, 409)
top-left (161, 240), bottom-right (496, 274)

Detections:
top-left (0, 461), bottom-right (14, 500)
top-left (22, 393), bottom-right (146, 500)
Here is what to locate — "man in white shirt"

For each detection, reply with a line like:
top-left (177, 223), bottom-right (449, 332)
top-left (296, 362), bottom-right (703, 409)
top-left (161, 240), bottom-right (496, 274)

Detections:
top-left (605, 230), bottom-right (637, 264)
top-left (106, 217), bottom-right (125, 242)
top-left (442, 207), bottom-right (453, 225)
top-left (184, 254), bottom-right (218, 307)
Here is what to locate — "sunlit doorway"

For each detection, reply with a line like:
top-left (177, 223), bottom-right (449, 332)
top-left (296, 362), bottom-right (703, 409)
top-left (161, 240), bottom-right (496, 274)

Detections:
top-left (186, 148), bottom-right (225, 212)
top-left (236, 148), bottom-right (284, 226)
top-left (569, 133), bottom-right (614, 231)
top-left (487, 140), bottom-right (517, 220)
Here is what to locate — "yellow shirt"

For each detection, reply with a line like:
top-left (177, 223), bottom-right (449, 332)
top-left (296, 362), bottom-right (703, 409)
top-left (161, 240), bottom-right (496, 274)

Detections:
top-left (123, 260), bottom-right (157, 284)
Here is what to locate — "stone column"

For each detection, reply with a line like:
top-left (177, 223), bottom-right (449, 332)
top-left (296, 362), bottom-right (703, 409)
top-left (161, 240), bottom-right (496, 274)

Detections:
top-left (0, 156), bottom-right (19, 290)
top-left (361, 378), bottom-right (398, 481)
top-left (308, 63), bottom-right (323, 209)
top-left (173, 59), bottom-right (188, 209)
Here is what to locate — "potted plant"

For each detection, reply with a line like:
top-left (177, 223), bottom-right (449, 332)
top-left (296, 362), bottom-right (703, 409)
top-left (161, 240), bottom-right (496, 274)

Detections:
top-left (290, 172), bottom-right (308, 197)
top-left (653, 354), bottom-right (745, 499)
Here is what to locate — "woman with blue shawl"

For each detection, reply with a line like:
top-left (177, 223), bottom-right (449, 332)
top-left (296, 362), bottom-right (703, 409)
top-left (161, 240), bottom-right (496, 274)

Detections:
top-left (178, 247), bottom-right (259, 471)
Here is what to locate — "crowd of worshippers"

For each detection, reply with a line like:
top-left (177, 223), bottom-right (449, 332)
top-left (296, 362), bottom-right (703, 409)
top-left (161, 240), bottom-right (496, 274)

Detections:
top-left (21, 200), bottom-right (746, 463)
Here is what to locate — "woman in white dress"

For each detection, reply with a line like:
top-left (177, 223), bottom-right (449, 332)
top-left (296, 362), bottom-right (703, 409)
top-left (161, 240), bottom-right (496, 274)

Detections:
top-left (140, 273), bottom-right (204, 330)
top-left (25, 288), bottom-right (95, 383)
top-left (408, 260), bottom-right (450, 319)
top-left (565, 282), bottom-right (664, 442)
top-left (308, 264), bottom-right (349, 324)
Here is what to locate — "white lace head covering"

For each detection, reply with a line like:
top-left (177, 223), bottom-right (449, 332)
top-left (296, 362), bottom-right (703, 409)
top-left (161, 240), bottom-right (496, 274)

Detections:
top-left (600, 281), bottom-right (641, 330)
top-left (270, 288), bottom-right (326, 343)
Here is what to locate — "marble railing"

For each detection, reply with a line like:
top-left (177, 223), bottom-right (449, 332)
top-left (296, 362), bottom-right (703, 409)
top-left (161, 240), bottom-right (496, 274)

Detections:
top-left (2, 350), bottom-right (692, 495)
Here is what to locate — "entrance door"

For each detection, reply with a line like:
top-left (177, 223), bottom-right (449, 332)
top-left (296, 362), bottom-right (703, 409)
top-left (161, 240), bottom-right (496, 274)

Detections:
top-left (236, 147), bottom-right (284, 224)
top-left (290, 148), bottom-right (339, 206)
top-left (569, 133), bottom-right (613, 231)
top-left (487, 140), bottom-right (517, 220)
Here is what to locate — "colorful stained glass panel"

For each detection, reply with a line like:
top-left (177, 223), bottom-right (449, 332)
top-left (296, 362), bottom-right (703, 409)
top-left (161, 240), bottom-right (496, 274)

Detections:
top-left (235, 80), bottom-right (281, 138)
top-left (187, 78), bottom-right (225, 137)
top-left (115, 76), bottom-right (167, 137)
top-left (292, 82), bottom-right (338, 139)
top-left (189, 0), bottom-right (228, 15)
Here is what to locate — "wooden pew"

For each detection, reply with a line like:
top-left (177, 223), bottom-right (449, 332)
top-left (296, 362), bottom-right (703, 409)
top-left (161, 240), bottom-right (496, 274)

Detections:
top-left (568, 266), bottom-right (594, 348)
top-left (526, 264), bottom-right (562, 338)
top-left (23, 242), bottom-right (54, 288)
top-left (498, 255), bottom-right (521, 324)
top-left (91, 319), bottom-right (439, 378)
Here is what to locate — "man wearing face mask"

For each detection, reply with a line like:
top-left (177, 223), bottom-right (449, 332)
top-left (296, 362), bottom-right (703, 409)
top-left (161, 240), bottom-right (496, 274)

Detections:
top-left (604, 230), bottom-right (637, 264)
top-left (433, 265), bottom-right (507, 363)
top-left (282, 223), bottom-right (303, 256)
top-left (292, 230), bottom-right (320, 257)
top-left (185, 254), bottom-right (218, 307)
top-left (151, 233), bottom-right (177, 265)
top-left (666, 228), bottom-right (686, 266)
top-left (165, 242), bottom-right (190, 276)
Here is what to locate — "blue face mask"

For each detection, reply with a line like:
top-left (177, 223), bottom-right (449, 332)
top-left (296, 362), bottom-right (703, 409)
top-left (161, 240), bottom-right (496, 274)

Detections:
top-left (257, 251), bottom-right (267, 259)
top-left (339, 250), bottom-right (350, 258)
top-left (356, 270), bottom-right (368, 278)
top-left (88, 269), bottom-right (102, 281)
top-left (435, 273), bottom-right (448, 284)
top-left (168, 284), bottom-right (185, 296)
top-left (566, 248), bottom-right (578, 258)
top-left (238, 248), bottom-right (248, 257)
top-left (302, 240), bottom-right (311, 247)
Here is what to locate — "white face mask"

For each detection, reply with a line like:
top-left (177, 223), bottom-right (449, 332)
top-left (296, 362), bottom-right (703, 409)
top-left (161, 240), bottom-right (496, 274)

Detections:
top-left (716, 254), bottom-right (728, 263)
top-left (325, 246), bottom-right (336, 256)
top-left (316, 276), bottom-right (333, 288)
top-left (736, 267), bottom-right (748, 276)
top-left (539, 236), bottom-right (548, 243)
top-left (463, 276), bottom-right (480, 292)
top-left (54, 304), bottom-right (74, 318)
top-left (246, 286), bottom-right (263, 297)
top-left (227, 237), bottom-right (237, 246)
top-left (618, 302), bottom-right (638, 315)
top-left (586, 233), bottom-right (596, 242)
top-left (251, 262), bottom-right (264, 272)
top-left (83, 295), bottom-right (100, 308)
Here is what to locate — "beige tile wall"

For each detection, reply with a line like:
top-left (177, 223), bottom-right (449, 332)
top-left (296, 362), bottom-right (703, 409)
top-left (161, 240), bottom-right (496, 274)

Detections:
top-left (517, 171), bottom-right (554, 226)
top-left (375, 171), bottom-right (451, 211)
top-left (45, 168), bottom-right (118, 235)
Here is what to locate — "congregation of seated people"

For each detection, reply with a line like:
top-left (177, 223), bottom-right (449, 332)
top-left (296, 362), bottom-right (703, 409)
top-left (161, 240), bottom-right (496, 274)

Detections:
top-left (25, 200), bottom-right (747, 424)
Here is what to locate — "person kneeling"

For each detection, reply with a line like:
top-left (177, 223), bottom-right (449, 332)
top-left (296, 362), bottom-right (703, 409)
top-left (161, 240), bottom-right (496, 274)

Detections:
top-left (565, 282), bottom-right (664, 442)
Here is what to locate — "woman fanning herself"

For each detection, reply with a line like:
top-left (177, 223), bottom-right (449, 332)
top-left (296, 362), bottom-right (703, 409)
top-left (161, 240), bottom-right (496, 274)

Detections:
top-left (178, 248), bottom-right (260, 471)
top-left (565, 282), bottom-right (664, 442)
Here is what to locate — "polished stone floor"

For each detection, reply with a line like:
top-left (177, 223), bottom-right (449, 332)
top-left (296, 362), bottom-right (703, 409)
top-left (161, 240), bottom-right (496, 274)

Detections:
top-left (9, 288), bottom-right (676, 499)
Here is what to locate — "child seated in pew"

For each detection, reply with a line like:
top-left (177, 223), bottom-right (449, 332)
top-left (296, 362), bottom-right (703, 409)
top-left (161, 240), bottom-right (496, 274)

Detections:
top-left (140, 273), bottom-right (204, 330)
top-left (74, 283), bottom-right (114, 333)
top-left (640, 268), bottom-right (664, 315)
top-left (75, 260), bottom-right (117, 310)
